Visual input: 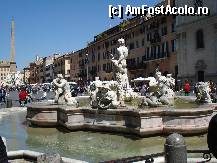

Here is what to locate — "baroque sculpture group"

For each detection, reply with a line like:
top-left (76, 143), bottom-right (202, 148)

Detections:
top-left (88, 38), bottom-right (176, 109)
top-left (52, 38), bottom-right (215, 110)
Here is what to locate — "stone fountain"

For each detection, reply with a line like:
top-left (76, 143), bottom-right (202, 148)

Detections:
top-left (26, 38), bottom-right (217, 137)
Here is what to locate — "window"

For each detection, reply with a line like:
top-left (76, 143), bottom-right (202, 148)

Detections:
top-left (105, 41), bottom-right (109, 48)
top-left (161, 17), bottom-right (167, 24)
top-left (153, 46), bottom-right (157, 59)
top-left (92, 54), bottom-right (95, 62)
top-left (162, 43), bottom-right (166, 57)
top-left (98, 53), bottom-right (100, 61)
top-left (141, 38), bottom-right (145, 46)
top-left (172, 23), bottom-right (175, 32)
top-left (103, 52), bottom-right (106, 59)
top-left (171, 40), bottom-right (176, 52)
top-left (147, 33), bottom-right (150, 41)
top-left (132, 32), bottom-right (134, 38)
top-left (161, 26), bottom-right (167, 36)
top-left (103, 64), bottom-right (106, 71)
top-left (147, 47), bottom-right (150, 58)
top-left (106, 51), bottom-right (110, 59)
top-left (137, 57), bottom-right (140, 65)
top-left (196, 29), bottom-right (204, 49)
top-left (198, 71), bottom-right (204, 82)
top-left (132, 58), bottom-right (136, 65)
top-left (151, 47), bottom-right (154, 58)
top-left (136, 41), bottom-right (139, 48)
top-left (99, 65), bottom-right (101, 71)
top-left (157, 45), bottom-right (161, 58)
top-left (107, 63), bottom-right (110, 71)
top-left (129, 43), bottom-right (135, 50)
top-left (113, 48), bottom-right (115, 54)
top-left (166, 41), bottom-right (169, 54)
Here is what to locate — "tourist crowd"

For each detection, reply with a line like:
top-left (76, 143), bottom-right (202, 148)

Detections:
top-left (0, 79), bottom-right (217, 106)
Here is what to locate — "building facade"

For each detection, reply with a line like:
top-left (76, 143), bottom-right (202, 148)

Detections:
top-left (176, 0), bottom-right (217, 83)
top-left (23, 67), bottom-right (30, 84)
top-left (0, 61), bottom-right (11, 85)
top-left (29, 62), bottom-right (37, 84)
top-left (53, 54), bottom-right (71, 81)
top-left (26, 53), bottom-right (71, 84)
top-left (69, 51), bottom-right (79, 81)
top-left (44, 55), bottom-right (58, 83)
top-left (77, 0), bottom-right (176, 82)
top-left (26, 0), bottom-right (178, 84)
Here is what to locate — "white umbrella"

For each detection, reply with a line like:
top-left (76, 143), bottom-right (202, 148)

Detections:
top-left (144, 77), bottom-right (156, 81)
top-left (132, 77), bottom-right (145, 82)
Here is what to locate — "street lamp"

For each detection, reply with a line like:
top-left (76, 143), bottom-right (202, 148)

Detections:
top-left (86, 53), bottom-right (89, 83)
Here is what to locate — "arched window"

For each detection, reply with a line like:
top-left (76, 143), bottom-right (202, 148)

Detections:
top-left (196, 29), bottom-right (204, 49)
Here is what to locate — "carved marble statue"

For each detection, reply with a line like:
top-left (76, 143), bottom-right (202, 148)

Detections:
top-left (52, 74), bottom-right (78, 106)
top-left (195, 82), bottom-right (212, 103)
top-left (88, 38), bottom-right (138, 109)
top-left (89, 79), bottom-right (119, 109)
top-left (140, 69), bottom-right (175, 108)
top-left (110, 38), bottom-right (137, 106)
top-left (208, 80), bottom-right (217, 102)
top-left (89, 77), bottom-right (102, 108)
top-left (155, 72), bottom-right (175, 105)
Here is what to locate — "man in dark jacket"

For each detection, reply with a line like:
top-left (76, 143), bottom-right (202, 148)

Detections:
top-left (1, 88), bottom-right (6, 103)
top-left (0, 87), bottom-right (6, 103)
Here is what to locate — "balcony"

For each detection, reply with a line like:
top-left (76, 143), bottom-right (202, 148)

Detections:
top-left (105, 70), bottom-right (112, 73)
top-left (143, 52), bottom-right (170, 62)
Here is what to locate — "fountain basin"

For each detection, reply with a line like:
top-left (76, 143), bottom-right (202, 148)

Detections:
top-left (26, 103), bottom-right (59, 126)
top-left (26, 103), bottom-right (217, 137)
top-left (7, 150), bottom-right (87, 163)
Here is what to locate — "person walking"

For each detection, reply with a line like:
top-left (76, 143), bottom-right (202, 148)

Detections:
top-left (0, 87), bottom-right (6, 104)
top-left (40, 90), bottom-right (47, 100)
top-left (1, 88), bottom-right (6, 103)
top-left (0, 87), bottom-right (2, 103)
top-left (18, 89), bottom-right (29, 106)
top-left (140, 83), bottom-right (147, 96)
top-left (184, 80), bottom-right (190, 96)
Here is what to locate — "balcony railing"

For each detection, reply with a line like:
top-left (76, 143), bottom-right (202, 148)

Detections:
top-left (143, 52), bottom-right (170, 62)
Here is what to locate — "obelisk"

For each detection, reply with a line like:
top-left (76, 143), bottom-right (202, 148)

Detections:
top-left (10, 17), bottom-right (16, 72)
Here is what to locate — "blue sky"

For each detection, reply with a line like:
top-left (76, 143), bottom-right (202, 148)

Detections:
top-left (0, 0), bottom-right (159, 69)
